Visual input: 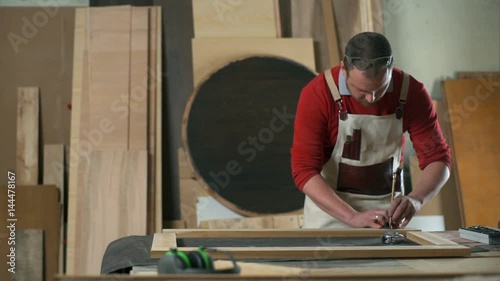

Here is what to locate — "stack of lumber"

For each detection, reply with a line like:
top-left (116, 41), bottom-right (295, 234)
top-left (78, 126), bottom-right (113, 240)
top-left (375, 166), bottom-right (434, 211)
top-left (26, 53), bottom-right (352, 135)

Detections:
top-left (66, 6), bottom-right (162, 275)
top-left (179, 0), bottom-right (319, 229)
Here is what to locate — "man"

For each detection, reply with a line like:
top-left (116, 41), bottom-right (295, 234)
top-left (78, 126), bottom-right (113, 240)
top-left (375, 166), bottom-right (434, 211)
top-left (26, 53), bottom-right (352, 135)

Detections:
top-left (291, 32), bottom-right (451, 229)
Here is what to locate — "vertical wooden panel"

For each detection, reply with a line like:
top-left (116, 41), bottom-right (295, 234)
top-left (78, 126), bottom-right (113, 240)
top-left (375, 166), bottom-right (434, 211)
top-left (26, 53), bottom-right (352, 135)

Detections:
top-left (129, 7), bottom-right (149, 151)
top-left (66, 7), bottom-right (87, 274)
top-left (13, 229), bottom-right (43, 281)
top-left (154, 6), bottom-right (163, 233)
top-left (73, 151), bottom-right (147, 274)
top-left (43, 144), bottom-right (65, 272)
top-left (192, 38), bottom-right (316, 87)
top-left (192, 0), bottom-right (278, 38)
top-left (16, 87), bottom-right (40, 185)
top-left (443, 78), bottom-right (500, 227)
top-left (88, 6), bottom-right (131, 150)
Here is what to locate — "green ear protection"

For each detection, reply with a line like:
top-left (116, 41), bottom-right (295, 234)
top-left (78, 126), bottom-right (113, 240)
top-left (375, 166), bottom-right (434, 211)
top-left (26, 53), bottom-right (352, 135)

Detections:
top-left (158, 246), bottom-right (240, 274)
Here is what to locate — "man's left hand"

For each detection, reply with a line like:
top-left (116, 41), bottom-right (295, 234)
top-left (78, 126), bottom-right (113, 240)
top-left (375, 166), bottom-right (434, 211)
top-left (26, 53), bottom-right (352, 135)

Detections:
top-left (387, 195), bottom-right (422, 228)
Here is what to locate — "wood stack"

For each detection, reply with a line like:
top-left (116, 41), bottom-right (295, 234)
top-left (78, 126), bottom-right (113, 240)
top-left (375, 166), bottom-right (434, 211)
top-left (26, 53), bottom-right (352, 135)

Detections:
top-left (66, 6), bottom-right (162, 275)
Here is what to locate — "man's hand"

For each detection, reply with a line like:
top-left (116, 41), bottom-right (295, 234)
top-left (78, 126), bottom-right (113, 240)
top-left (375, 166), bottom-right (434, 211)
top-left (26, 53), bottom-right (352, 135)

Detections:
top-left (387, 195), bottom-right (422, 228)
top-left (346, 210), bottom-right (389, 228)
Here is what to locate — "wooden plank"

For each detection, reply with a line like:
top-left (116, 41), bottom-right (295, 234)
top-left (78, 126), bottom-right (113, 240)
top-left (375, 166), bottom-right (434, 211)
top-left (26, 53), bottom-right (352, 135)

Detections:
top-left (154, 6), bottom-right (163, 234)
top-left (151, 233), bottom-right (177, 252)
top-left (71, 151), bottom-right (148, 274)
top-left (321, 0), bottom-right (341, 67)
top-left (153, 245), bottom-right (470, 260)
top-left (192, 0), bottom-right (278, 38)
top-left (0, 185), bottom-right (60, 281)
top-left (66, 7), bottom-right (88, 275)
top-left (129, 7), bottom-right (149, 151)
top-left (43, 144), bottom-right (65, 273)
top-left (178, 148), bottom-right (196, 180)
top-left (442, 78), bottom-right (500, 228)
top-left (456, 72), bottom-right (500, 79)
top-left (146, 6), bottom-right (157, 236)
top-left (406, 232), bottom-right (459, 246)
top-left (16, 87), bottom-right (40, 185)
top-left (192, 38), bottom-right (316, 87)
top-left (14, 229), bottom-right (44, 281)
top-left (199, 214), bottom-right (303, 229)
top-left (87, 6), bottom-right (131, 150)
top-left (200, 217), bottom-right (273, 229)
top-left (163, 228), bottom-right (418, 238)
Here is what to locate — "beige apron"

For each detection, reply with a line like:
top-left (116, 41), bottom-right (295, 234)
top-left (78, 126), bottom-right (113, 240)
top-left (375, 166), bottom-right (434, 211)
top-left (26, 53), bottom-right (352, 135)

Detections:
top-left (302, 69), bottom-right (410, 228)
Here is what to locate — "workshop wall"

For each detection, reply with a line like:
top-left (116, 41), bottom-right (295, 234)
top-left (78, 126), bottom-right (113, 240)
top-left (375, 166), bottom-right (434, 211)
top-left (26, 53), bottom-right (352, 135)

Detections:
top-left (383, 0), bottom-right (500, 158)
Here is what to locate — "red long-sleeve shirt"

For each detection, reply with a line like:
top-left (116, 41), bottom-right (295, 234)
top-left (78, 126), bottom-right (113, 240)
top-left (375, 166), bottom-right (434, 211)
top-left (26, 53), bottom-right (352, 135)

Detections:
top-left (291, 66), bottom-right (452, 191)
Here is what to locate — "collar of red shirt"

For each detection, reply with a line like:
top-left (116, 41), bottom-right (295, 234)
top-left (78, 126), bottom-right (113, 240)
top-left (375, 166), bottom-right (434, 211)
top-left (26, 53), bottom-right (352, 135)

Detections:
top-left (337, 67), bottom-right (395, 96)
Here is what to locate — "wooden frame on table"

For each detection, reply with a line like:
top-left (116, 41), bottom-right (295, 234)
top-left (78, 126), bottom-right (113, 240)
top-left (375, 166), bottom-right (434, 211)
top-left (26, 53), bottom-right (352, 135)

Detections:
top-left (151, 229), bottom-right (470, 259)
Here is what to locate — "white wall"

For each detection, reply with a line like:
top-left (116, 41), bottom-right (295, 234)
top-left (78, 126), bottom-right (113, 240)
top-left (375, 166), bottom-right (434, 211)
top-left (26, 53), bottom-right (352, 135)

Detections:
top-left (384, 0), bottom-right (500, 99)
top-left (383, 0), bottom-right (500, 168)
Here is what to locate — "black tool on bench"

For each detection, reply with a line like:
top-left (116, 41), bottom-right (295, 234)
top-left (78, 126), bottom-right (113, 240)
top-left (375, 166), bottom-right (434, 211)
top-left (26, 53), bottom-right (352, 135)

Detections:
top-left (158, 246), bottom-right (240, 274)
top-left (459, 226), bottom-right (500, 245)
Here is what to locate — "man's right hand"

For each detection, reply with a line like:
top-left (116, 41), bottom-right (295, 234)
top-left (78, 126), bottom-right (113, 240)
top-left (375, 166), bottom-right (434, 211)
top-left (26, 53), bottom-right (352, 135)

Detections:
top-left (345, 210), bottom-right (389, 228)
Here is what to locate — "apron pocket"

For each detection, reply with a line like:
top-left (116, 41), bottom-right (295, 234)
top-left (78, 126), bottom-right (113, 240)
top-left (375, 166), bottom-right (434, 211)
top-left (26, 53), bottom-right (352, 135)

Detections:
top-left (337, 157), bottom-right (401, 195)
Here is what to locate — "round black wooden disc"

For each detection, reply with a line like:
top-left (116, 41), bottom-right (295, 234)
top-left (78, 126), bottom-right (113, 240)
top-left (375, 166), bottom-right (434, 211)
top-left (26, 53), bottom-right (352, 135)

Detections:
top-left (185, 56), bottom-right (316, 215)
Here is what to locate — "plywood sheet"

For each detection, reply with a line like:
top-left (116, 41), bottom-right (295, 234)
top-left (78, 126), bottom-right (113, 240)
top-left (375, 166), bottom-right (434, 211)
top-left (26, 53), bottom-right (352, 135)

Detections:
top-left (16, 87), bottom-right (40, 185)
top-left (0, 185), bottom-right (60, 281)
top-left (192, 0), bottom-right (278, 38)
top-left (87, 6), bottom-right (131, 150)
top-left (442, 78), bottom-right (500, 228)
top-left (43, 144), bottom-right (65, 272)
top-left (192, 38), bottom-right (316, 87)
top-left (72, 151), bottom-right (147, 274)
top-left (129, 7), bottom-right (149, 151)
top-left (66, 7), bottom-right (88, 275)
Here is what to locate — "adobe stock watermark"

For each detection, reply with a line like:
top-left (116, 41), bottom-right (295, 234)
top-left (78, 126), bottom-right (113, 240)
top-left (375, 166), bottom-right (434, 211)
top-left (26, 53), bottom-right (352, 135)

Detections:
top-left (212, 0), bottom-right (243, 21)
top-left (206, 105), bottom-right (295, 193)
top-left (7, 0), bottom-right (65, 55)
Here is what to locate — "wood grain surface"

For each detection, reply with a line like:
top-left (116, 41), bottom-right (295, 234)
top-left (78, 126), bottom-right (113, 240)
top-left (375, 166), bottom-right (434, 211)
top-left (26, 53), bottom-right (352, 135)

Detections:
top-left (73, 151), bottom-right (147, 274)
top-left (442, 78), bottom-right (500, 228)
top-left (16, 87), bottom-right (40, 185)
top-left (192, 0), bottom-right (278, 38)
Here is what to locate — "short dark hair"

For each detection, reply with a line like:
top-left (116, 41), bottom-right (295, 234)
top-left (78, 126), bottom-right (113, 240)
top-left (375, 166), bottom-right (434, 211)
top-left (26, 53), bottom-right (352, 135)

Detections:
top-left (343, 32), bottom-right (393, 72)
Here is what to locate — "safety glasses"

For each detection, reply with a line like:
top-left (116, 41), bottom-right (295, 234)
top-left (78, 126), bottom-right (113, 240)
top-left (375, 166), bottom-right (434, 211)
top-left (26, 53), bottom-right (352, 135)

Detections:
top-left (344, 55), bottom-right (393, 70)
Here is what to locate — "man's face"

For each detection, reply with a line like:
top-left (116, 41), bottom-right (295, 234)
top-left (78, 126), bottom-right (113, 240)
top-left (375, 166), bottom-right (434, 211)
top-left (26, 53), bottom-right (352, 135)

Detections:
top-left (343, 66), bottom-right (392, 106)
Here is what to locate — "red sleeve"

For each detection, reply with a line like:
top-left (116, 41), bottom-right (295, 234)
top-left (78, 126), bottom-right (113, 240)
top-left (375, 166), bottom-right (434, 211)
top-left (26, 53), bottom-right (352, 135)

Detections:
top-left (291, 75), bottom-right (333, 191)
top-left (405, 78), bottom-right (452, 170)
